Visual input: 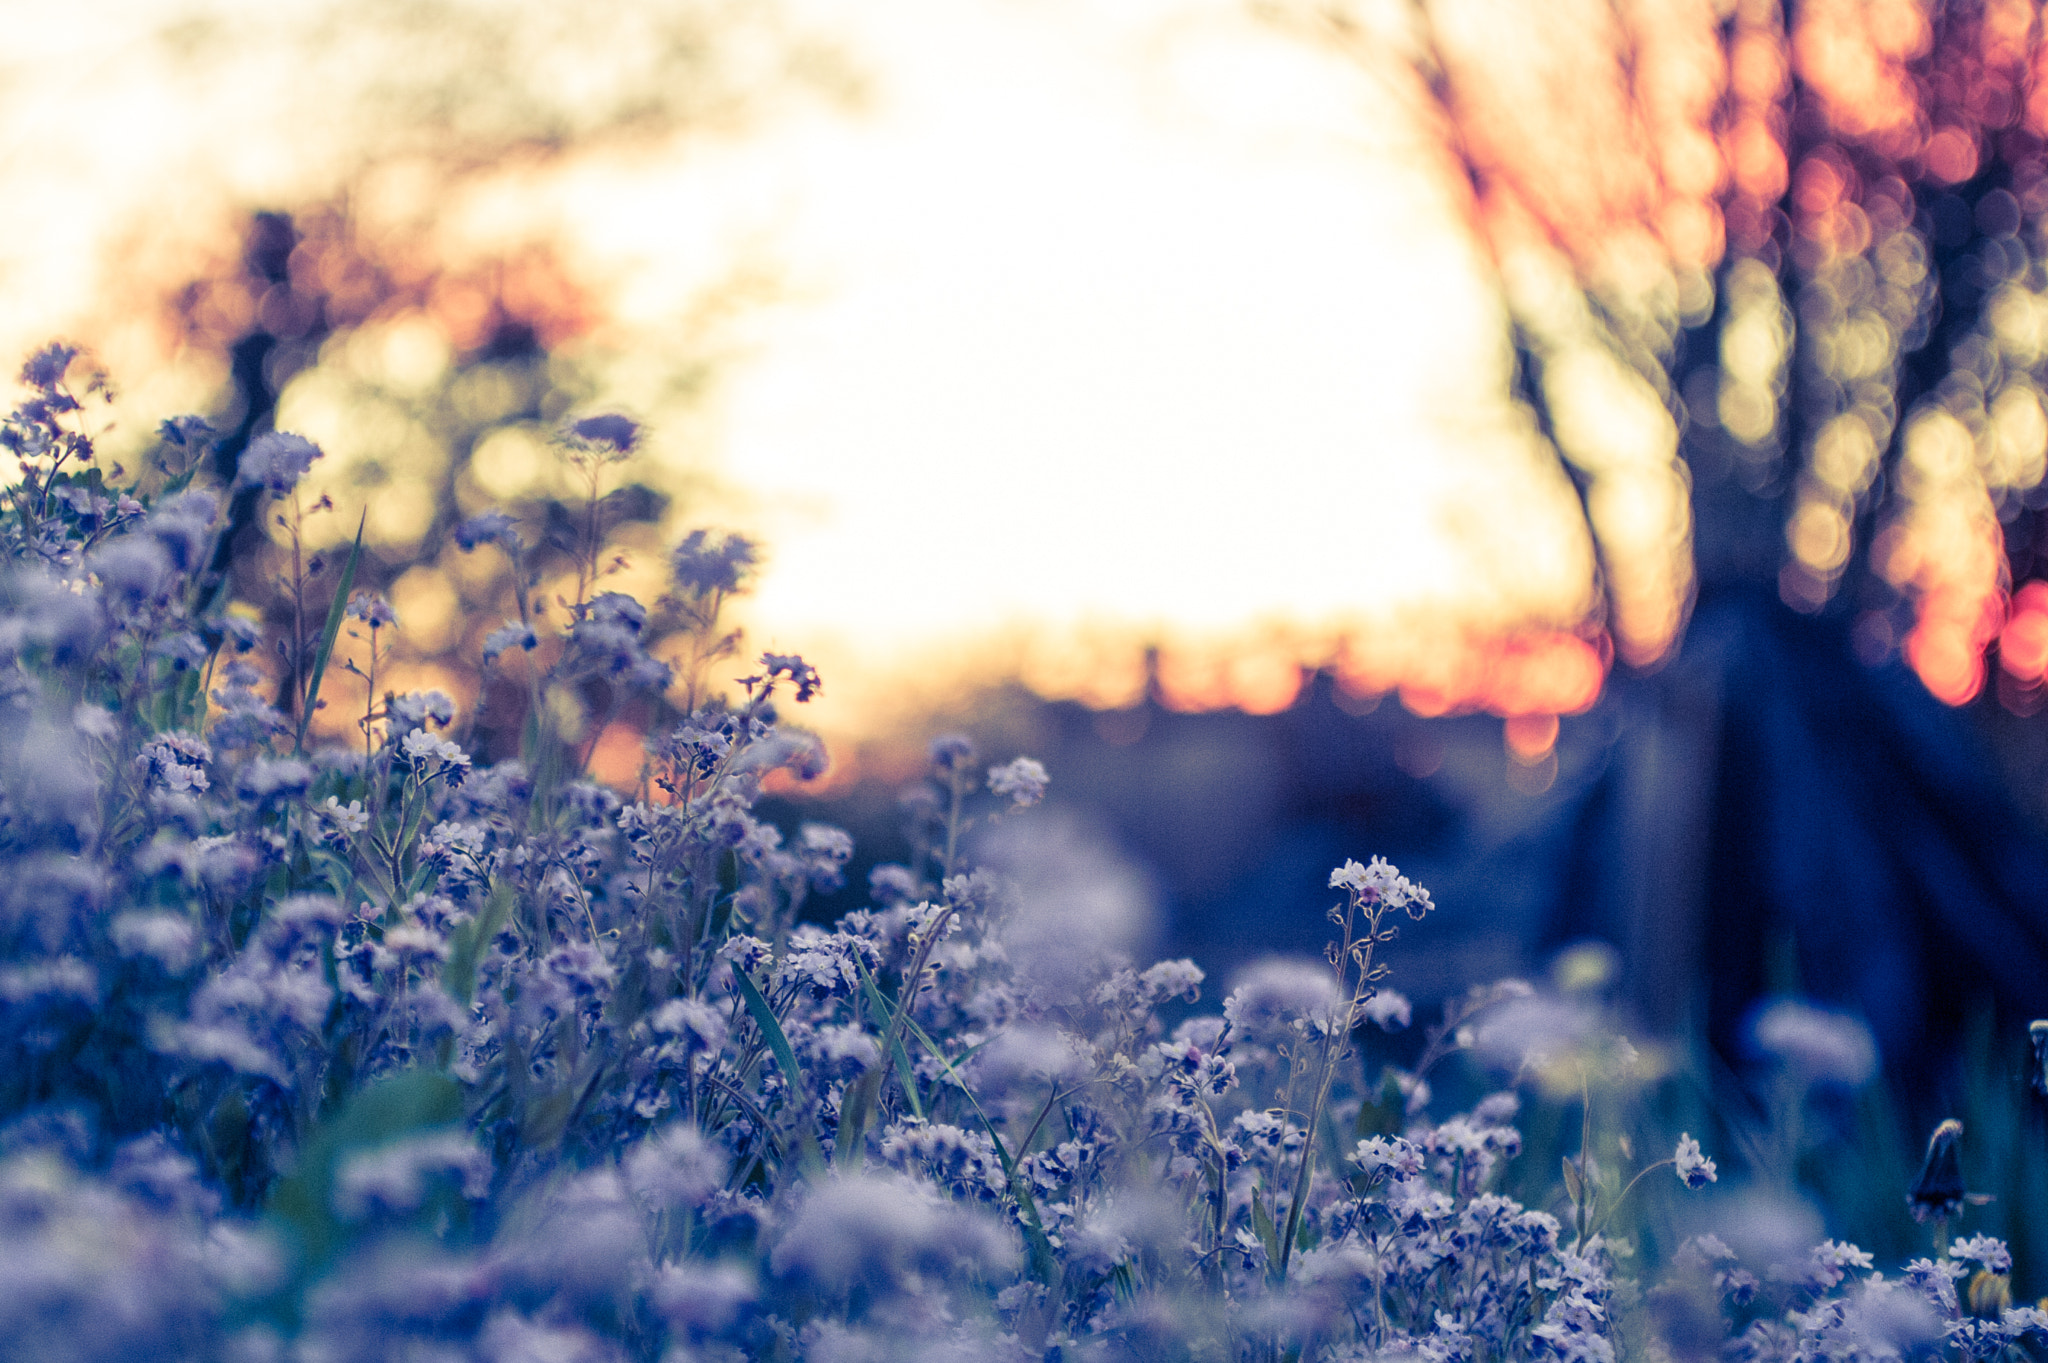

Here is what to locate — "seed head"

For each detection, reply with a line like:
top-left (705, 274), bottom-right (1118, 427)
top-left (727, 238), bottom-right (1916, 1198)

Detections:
top-left (1908, 1119), bottom-right (1966, 1224)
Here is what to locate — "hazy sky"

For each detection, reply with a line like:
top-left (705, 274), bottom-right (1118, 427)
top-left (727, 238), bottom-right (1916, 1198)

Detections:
top-left (0, 0), bottom-right (1596, 715)
top-left (573, 0), bottom-right (1594, 694)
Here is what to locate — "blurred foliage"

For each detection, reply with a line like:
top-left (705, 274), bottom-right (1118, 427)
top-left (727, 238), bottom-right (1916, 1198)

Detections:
top-left (1274, 0), bottom-right (2048, 716)
top-left (151, 0), bottom-right (859, 174)
top-left (120, 0), bottom-right (854, 758)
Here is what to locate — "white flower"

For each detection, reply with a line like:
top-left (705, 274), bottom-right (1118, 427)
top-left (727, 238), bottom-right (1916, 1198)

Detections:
top-left (1361, 988), bottom-right (1412, 1030)
top-left (1329, 855), bottom-right (1433, 917)
top-left (332, 1131), bottom-right (490, 1218)
top-left (987, 756), bottom-right (1049, 807)
top-left (401, 728), bottom-right (471, 775)
top-left (111, 912), bottom-right (198, 972)
top-left (1353, 1135), bottom-right (1425, 1181)
top-left (1752, 1001), bottom-right (1877, 1085)
top-left (1224, 957), bottom-right (1346, 1037)
top-left (1674, 1133), bottom-right (1717, 1189)
top-left (1952, 1234), bottom-right (2013, 1274)
top-left (318, 796), bottom-right (370, 838)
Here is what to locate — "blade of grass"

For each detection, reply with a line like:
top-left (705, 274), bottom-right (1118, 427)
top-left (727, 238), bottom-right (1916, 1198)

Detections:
top-left (836, 1068), bottom-right (883, 1170)
top-left (732, 969), bottom-right (826, 1174)
top-left (895, 1010), bottom-right (1058, 1285)
top-left (296, 509), bottom-right (365, 753)
top-left (733, 968), bottom-right (803, 1096)
top-left (856, 961), bottom-right (923, 1121)
top-left (158, 463), bottom-right (200, 500)
top-left (444, 879), bottom-right (516, 1007)
top-left (1253, 1192), bottom-right (1281, 1268)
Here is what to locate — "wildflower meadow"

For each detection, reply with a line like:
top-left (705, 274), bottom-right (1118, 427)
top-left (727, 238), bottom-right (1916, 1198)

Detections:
top-left (3, 340), bottom-right (2046, 1363)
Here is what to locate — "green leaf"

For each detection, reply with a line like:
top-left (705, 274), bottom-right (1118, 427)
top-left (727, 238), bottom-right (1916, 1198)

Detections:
top-left (836, 1067), bottom-right (883, 1170)
top-left (175, 665), bottom-right (207, 732)
top-left (731, 969), bottom-right (822, 1174)
top-left (267, 1070), bottom-right (464, 1278)
top-left (1562, 1155), bottom-right (1585, 1208)
top-left (519, 1081), bottom-right (579, 1150)
top-left (1354, 1069), bottom-right (1405, 1140)
top-left (158, 462), bottom-right (200, 500)
top-left (895, 1012), bottom-right (1058, 1285)
top-left (1253, 1191), bottom-right (1280, 1265)
top-left (896, 1010), bottom-right (1000, 1082)
top-left (856, 961), bottom-right (923, 1121)
top-left (444, 880), bottom-right (516, 1006)
top-left (733, 968), bottom-right (804, 1097)
top-left (295, 508), bottom-right (364, 753)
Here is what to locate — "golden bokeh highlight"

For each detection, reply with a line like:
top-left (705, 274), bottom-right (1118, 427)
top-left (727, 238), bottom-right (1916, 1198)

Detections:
top-left (20, 0), bottom-right (2048, 749)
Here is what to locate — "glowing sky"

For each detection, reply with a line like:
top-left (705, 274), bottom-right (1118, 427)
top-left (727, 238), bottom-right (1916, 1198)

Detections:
top-left (0, 0), bottom-right (1598, 719)
top-left (571, 0), bottom-right (1596, 685)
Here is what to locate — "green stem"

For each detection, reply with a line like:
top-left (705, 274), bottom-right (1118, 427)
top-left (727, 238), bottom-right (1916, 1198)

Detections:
top-left (1277, 896), bottom-right (1376, 1281)
top-left (941, 767), bottom-right (966, 879)
top-left (1582, 1159), bottom-right (1676, 1249)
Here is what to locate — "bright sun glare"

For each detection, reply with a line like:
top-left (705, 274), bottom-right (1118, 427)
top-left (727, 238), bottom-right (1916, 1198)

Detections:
top-left (0, 0), bottom-right (1611, 731)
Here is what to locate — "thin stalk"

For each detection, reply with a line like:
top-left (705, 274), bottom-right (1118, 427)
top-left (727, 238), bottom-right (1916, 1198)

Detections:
top-left (1582, 1158), bottom-right (1679, 1248)
top-left (1017, 1083), bottom-right (1067, 1157)
top-left (873, 903), bottom-right (955, 1110)
top-left (285, 491), bottom-right (307, 718)
top-left (1276, 894), bottom-right (1379, 1281)
top-left (941, 766), bottom-right (966, 879)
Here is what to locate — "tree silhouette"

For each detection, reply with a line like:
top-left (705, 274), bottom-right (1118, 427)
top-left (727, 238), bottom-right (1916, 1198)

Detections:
top-left (1250, 0), bottom-right (2048, 1090)
top-left (1278, 0), bottom-right (2048, 703)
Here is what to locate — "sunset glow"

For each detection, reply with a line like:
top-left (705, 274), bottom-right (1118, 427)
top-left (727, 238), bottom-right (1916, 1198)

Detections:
top-left (0, 0), bottom-right (1612, 748)
top-left (14, 0), bottom-right (2048, 748)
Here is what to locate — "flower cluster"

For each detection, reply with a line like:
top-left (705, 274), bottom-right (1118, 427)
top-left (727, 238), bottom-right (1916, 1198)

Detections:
top-left (1660, 1229), bottom-right (2048, 1362)
top-left (0, 349), bottom-right (2025, 1363)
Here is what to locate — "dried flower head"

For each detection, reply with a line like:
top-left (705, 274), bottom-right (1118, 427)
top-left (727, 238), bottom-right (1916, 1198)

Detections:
top-left (567, 412), bottom-right (641, 452)
top-left (671, 528), bottom-right (758, 597)
top-left (1909, 1119), bottom-right (1966, 1224)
